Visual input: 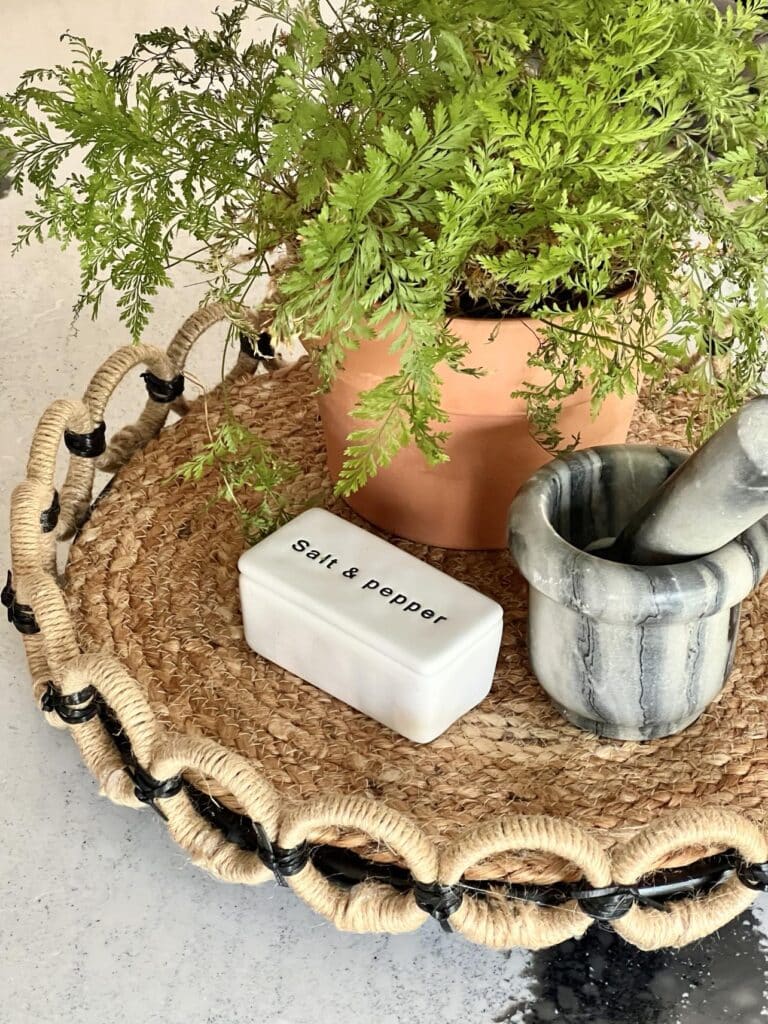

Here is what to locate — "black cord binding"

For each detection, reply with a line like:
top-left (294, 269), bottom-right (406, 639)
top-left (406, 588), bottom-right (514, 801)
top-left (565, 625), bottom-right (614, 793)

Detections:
top-left (252, 821), bottom-right (310, 886)
top-left (412, 881), bottom-right (464, 932)
top-left (736, 859), bottom-right (768, 891)
top-left (182, 786), bottom-right (260, 851)
top-left (572, 885), bottom-right (639, 921)
top-left (176, 785), bottom-right (309, 883)
top-left (2, 571), bottom-right (40, 635)
top-left (64, 421), bottom-right (106, 458)
top-left (141, 370), bottom-right (185, 404)
top-left (312, 845), bottom-right (413, 892)
top-left (72, 477), bottom-right (116, 539)
top-left (40, 490), bottom-right (60, 533)
top-left (41, 682), bottom-right (99, 725)
top-left (239, 330), bottom-right (275, 361)
top-left (127, 762), bottom-right (183, 821)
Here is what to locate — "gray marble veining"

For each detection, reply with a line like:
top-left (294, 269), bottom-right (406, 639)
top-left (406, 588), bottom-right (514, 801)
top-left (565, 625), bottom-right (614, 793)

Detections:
top-left (610, 398), bottom-right (768, 565)
top-left (508, 445), bottom-right (768, 741)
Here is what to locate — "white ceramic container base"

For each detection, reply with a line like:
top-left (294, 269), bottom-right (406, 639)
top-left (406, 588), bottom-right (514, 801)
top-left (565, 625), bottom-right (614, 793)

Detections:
top-left (238, 509), bottom-right (503, 743)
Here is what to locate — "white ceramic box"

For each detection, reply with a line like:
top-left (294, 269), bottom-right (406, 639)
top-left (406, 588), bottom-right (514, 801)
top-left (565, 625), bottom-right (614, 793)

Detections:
top-left (238, 508), bottom-right (503, 743)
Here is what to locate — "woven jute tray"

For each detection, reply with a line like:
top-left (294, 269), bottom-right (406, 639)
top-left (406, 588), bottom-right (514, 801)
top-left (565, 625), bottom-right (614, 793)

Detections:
top-left (8, 305), bottom-right (768, 951)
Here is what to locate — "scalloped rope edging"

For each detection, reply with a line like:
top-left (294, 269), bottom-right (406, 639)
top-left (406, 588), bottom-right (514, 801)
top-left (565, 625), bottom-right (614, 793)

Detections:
top-left (7, 302), bottom-right (768, 951)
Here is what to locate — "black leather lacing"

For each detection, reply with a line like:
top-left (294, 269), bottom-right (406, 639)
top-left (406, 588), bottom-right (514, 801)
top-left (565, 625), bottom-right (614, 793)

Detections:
top-left (40, 490), bottom-right (60, 533)
top-left (127, 762), bottom-right (183, 821)
top-left (141, 370), bottom-right (185, 403)
top-left (737, 860), bottom-right (768, 891)
top-left (573, 885), bottom-right (642, 921)
top-left (2, 571), bottom-right (40, 635)
top-left (64, 421), bottom-right (106, 458)
top-left (252, 821), bottom-right (310, 886)
top-left (40, 682), bottom-right (99, 724)
top-left (239, 330), bottom-right (275, 360)
top-left (412, 881), bottom-right (464, 932)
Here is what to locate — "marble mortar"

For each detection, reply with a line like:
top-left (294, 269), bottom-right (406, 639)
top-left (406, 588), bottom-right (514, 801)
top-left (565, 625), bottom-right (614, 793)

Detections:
top-left (508, 445), bottom-right (768, 740)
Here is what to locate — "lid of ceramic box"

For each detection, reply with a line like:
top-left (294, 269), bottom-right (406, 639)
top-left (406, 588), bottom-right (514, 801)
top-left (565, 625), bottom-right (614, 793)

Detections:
top-left (238, 508), bottom-right (503, 676)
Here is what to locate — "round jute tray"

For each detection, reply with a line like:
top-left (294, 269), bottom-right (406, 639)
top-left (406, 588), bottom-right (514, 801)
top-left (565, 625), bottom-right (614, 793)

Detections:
top-left (8, 305), bottom-right (768, 952)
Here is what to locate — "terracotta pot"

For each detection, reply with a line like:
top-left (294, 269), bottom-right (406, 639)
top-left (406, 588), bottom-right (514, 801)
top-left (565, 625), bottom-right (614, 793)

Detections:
top-left (317, 313), bottom-right (639, 549)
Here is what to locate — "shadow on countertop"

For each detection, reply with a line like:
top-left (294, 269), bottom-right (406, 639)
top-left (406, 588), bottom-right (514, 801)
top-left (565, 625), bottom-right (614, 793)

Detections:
top-left (497, 900), bottom-right (767, 1024)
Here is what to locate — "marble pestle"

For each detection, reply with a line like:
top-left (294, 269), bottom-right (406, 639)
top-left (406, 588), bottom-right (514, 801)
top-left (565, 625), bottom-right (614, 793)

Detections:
top-left (608, 397), bottom-right (768, 565)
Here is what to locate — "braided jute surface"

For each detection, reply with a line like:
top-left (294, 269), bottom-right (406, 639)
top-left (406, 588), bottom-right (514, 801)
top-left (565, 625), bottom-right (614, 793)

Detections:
top-left (10, 303), bottom-right (768, 950)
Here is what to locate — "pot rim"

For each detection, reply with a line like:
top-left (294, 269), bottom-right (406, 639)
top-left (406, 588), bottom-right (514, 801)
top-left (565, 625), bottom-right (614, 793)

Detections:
top-left (302, 284), bottom-right (639, 351)
top-left (444, 283), bottom-right (638, 330)
top-left (508, 444), bottom-right (768, 625)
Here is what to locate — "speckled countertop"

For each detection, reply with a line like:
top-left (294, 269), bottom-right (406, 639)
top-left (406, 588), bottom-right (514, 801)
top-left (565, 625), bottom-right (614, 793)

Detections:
top-left (2, 6), bottom-right (768, 1023)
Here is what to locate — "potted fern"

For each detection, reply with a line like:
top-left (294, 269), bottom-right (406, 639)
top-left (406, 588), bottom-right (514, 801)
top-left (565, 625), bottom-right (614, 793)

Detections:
top-left (3, 0), bottom-right (768, 548)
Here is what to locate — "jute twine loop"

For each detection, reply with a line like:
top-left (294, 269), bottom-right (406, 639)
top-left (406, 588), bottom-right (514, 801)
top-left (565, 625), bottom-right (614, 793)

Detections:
top-left (90, 343), bottom-right (182, 474)
top-left (16, 568), bottom-right (79, 677)
top-left (155, 735), bottom-right (281, 885)
top-left (57, 653), bottom-right (163, 806)
top-left (9, 301), bottom-right (768, 950)
top-left (25, 399), bottom-right (93, 487)
top-left (611, 809), bottom-right (768, 949)
top-left (10, 480), bottom-right (57, 589)
top-left (440, 816), bottom-right (610, 949)
top-left (98, 306), bottom-right (281, 476)
top-left (60, 653), bottom-right (160, 757)
top-left (26, 639), bottom-right (59, 723)
top-left (279, 796), bottom-right (439, 933)
top-left (154, 734), bottom-right (281, 838)
top-left (23, 399), bottom-right (95, 536)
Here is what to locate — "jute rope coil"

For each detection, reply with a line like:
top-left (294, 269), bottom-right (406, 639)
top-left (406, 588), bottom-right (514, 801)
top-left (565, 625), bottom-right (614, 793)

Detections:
top-left (8, 302), bottom-right (768, 951)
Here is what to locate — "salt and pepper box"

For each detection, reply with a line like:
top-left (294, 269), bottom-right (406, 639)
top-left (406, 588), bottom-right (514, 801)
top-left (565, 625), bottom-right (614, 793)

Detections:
top-left (238, 508), bottom-right (503, 743)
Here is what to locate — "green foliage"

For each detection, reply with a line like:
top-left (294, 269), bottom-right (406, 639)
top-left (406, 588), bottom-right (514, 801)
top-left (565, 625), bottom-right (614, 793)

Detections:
top-left (3, 0), bottom-right (768, 496)
top-left (0, 135), bottom-right (13, 181)
top-left (173, 417), bottom-right (302, 541)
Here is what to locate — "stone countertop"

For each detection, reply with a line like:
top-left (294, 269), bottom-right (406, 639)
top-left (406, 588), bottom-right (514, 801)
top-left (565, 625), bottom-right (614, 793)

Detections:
top-left (2, 5), bottom-right (767, 1022)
